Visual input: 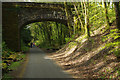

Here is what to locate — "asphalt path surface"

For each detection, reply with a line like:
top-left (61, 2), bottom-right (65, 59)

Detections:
top-left (23, 47), bottom-right (73, 78)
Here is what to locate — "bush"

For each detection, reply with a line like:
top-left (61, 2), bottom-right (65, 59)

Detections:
top-left (21, 40), bottom-right (29, 52)
top-left (65, 37), bottom-right (72, 43)
top-left (102, 29), bottom-right (120, 57)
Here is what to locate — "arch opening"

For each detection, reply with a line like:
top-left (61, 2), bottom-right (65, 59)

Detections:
top-left (20, 21), bottom-right (70, 51)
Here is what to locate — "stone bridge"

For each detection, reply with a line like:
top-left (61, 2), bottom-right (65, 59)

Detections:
top-left (2, 2), bottom-right (72, 51)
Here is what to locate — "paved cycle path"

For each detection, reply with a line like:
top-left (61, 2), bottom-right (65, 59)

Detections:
top-left (23, 47), bottom-right (73, 78)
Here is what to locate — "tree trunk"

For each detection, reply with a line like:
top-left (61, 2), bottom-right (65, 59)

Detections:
top-left (64, 2), bottom-right (73, 36)
top-left (114, 2), bottom-right (120, 30)
top-left (73, 2), bottom-right (84, 33)
top-left (60, 24), bottom-right (63, 45)
top-left (84, 2), bottom-right (90, 37)
top-left (104, 1), bottom-right (110, 29)
top-left (56, 22), bottom-right (61, 45)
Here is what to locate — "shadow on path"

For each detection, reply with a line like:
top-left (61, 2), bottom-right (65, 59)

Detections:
top-left (23, 47), bottom-right (73, 78)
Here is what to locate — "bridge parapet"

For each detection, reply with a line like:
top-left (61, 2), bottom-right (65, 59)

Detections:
top-left (18, 7), bottom-right (67, 28)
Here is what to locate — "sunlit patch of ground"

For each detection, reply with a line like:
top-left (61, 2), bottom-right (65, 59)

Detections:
top-left (48, 25), bottom-right (120, 79)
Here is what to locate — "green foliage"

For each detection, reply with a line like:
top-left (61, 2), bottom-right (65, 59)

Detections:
top-left (89, 3), bottom-right (106, 31)
top-left (102, 29), bottom-right (120, 57)
top-left (65, 37), bottom-right (72, 43)
top-left (8, 62), bottom-right (21, 70)
top-left (2, 41), bottom-right (26, 76)
top-left (107, 5), bottom-right (116, 23)
top-left (89, 38), bottom-right (95, 43)
top-left (21, 26), bottom-right (33, 46)
top-left (68, 42), bottom-right (77, 48)
top-left (21, 40), bottom-right (29, 52)
top-left (2, 41), bottom-right (12, 57)
top-left (2, 63), bottom-right (8, 69)
top-left (2, 74), bottom-right (14, 79)
top-left (28, 21), bottom-right (69, 49)
top-left (70, 2), bottom-right (116, 38)
top-left (117, 69), bottom-right (120, 76)
top-left (2, 41), bottom-right (7, 50)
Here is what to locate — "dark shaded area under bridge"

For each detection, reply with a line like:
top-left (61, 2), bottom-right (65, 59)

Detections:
top-left (2, 2), bottom-right (73, 51)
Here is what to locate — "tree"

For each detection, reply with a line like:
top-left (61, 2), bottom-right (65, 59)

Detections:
top-left (21, 26), bottom-right (32, 46)
top-left (64, 2), bottom-right (73, 36)
top-left (73, 2), bottom-right (84, 34)
top-left (114, 2), bottom-right (120, 30)
top-left (104, 1), bottom-right (110, 29)
top-left (84, 2), bottom-right (90, 37)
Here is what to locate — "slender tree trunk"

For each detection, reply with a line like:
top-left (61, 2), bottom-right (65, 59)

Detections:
top-left (55, 22), bottom-right (59, 40)
top-left (60, 24), bottom-right (63, 45)
top-left (114, 2), bottom-right (120, 30)
top-left (42, 25), bottom-right (46, 41)
top-left (73, 16), bottom-right (76, 35)
top-left (114, 2), bottom-right (120, 61)
top-left (44, 22), bottom-right (51, 45)
top-left (81, 2), bottom-right (85, 17)
top-left (84, 2), bottom-right (90, 37)
top-left (104, 1), bottom-right (110, 29)
top-left (64, 2), bottom-right (73, 36)
top-left (49, 25), bottom-right (52, 45)
top-left (62, 25), bottom-right (65, 44)
top-left (73, 2), bottom-right (84, 32)
top-left (56, 22), bottom-right (61, 45)
top-left (36, 23), bottom-right (44, 42)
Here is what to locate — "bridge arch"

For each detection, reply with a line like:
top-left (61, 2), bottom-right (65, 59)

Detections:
top-left (18, 3), bottom-right (68, 29)
top-left (2, 2), bottom-right (69, 51)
